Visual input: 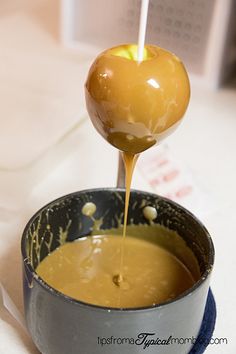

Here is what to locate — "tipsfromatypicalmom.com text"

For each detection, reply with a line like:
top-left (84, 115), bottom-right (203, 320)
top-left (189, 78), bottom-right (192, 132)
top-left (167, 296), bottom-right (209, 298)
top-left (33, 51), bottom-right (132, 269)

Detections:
top-left (97, 332), bottom-right (228, 349)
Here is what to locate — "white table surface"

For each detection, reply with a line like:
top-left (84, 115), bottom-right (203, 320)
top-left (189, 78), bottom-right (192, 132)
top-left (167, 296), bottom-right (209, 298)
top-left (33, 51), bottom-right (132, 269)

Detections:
top-left (0, 2), bottom-right (236, 354)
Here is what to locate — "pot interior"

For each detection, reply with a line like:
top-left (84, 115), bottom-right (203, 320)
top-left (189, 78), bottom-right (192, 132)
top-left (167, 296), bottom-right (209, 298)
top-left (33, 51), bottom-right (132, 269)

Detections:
top-left (22, 189), bottom-right (214, 281)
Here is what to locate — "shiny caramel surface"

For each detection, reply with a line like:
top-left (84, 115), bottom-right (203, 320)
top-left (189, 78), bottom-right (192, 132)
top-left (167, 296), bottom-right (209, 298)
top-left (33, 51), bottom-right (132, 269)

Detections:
top-left (85, 44), bottom-right (190, 154)
top-left (36, 231), bottom-right (197, 309)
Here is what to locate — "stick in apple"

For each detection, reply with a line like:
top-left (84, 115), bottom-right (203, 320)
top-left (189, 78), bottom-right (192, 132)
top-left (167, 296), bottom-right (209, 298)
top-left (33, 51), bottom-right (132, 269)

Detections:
top-left (137, 0), bottom-right (150, 62)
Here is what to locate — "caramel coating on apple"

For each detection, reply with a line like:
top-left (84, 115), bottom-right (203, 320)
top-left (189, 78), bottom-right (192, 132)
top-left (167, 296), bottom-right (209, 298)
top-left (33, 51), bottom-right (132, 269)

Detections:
top-left (85, 44), bottom-right (190, 154)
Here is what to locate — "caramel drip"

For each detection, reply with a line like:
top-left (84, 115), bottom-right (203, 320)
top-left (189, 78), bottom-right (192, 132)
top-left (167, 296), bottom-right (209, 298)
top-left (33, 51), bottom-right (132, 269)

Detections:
top-left (115, 152), bottom-right (138, 288)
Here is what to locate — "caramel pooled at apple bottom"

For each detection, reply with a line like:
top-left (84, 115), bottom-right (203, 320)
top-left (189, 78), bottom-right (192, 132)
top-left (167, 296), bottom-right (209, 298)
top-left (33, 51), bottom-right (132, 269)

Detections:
top-left (85, 44), bottom-right (190, 154)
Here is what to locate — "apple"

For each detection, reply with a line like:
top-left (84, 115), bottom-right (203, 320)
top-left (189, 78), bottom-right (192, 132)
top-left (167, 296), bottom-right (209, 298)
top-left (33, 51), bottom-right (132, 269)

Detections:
top-left (85, 44), bottom-right (190, 154)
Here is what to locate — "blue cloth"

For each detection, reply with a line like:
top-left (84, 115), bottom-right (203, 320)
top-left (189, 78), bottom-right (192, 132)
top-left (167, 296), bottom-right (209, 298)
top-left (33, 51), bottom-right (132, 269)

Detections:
top-left (189, 289), bottom-right (216, 353)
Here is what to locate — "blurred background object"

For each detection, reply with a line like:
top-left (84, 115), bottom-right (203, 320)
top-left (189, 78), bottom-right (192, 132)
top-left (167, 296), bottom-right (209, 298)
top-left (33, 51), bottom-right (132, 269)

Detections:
top-left (0, 0), bottom-right (92, 210)
top-left (61, 0), bottom-right (236, 88)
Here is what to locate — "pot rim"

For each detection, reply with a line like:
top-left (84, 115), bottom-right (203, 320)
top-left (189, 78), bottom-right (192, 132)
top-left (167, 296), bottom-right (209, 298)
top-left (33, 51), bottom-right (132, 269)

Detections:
top-left (21, 187), bottom-right (215, 313)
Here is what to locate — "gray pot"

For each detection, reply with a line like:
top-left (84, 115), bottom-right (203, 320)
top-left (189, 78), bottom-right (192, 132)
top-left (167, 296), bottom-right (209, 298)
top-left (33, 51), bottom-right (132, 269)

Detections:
top-left (21, 188), bottom-right (214, 354)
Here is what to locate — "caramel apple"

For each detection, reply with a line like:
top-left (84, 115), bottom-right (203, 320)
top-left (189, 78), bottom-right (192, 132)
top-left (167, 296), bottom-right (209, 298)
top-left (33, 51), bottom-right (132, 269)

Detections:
top-left (85, 44), bottom-right (190, 154)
